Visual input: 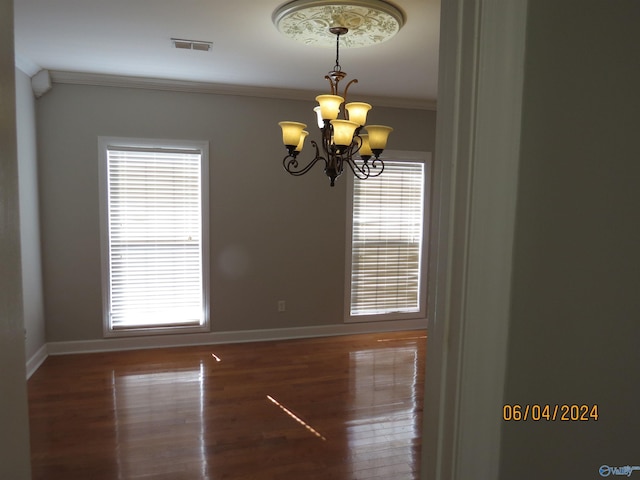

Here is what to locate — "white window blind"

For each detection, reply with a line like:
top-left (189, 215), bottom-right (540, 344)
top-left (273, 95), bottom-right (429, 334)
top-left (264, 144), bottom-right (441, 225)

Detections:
top-left (103, 144), bottom-right (206, 332)
top-left (349, 159), bottom-right (425, 317)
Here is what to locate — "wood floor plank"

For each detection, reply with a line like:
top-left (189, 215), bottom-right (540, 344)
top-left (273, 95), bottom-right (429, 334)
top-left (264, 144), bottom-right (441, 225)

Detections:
top-left (28, 330), bottom-right (426, 479)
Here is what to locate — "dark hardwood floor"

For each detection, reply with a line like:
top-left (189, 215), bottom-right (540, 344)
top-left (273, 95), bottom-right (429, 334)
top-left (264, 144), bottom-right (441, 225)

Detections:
top-left (28, 330), bottom-right (426, 479)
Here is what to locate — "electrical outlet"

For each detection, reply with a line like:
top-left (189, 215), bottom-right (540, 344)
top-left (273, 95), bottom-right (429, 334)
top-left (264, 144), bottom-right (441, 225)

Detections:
top-left (277, 300), bottom-right (286, 312)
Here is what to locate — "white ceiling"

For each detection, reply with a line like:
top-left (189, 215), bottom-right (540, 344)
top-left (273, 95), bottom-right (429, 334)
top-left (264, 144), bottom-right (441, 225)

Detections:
top-left (13, 0), bottom-right (439, 108)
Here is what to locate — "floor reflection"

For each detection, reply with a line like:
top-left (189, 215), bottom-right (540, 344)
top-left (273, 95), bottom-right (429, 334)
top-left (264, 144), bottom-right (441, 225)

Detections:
top-left (266, 395), bottom-right (327, 441)
top-left (112, 361), bottom-right (208, 479)
top-left (347, 343), bottom-right (420, 477)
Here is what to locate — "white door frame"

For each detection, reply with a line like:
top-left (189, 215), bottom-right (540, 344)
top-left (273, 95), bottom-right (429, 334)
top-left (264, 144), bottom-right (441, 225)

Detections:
top-left (422, 1), bottom-right (529, 478)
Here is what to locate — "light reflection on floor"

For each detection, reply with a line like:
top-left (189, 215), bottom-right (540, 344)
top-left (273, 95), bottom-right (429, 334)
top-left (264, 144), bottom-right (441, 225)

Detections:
top-left (266, 395), bottom-right (327, 441)
top-left (347, 345), bottom-right (420, 476)
top-left (112, 362), bottom-right (208, 479)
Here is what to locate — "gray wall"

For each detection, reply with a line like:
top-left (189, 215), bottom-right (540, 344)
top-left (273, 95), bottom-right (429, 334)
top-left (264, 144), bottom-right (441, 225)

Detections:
top-left (0, 0), bottom-right (32, 477)
top-left (500, 1), bottom-right (640, 478)
top-left (37, 83), bottom-right (436, 342)
top-left (16, 67), bottom-right (46, 360)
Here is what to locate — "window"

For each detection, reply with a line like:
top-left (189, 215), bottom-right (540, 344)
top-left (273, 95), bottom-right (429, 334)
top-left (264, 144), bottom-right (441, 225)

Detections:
top-left (99, 137), bottom-right (209, 336)
top-left (345, 151), bottom-right (429, 322)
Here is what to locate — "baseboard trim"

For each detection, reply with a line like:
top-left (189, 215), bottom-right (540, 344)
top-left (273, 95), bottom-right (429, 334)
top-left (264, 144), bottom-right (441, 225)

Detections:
top-left (26, 344), bottom-right (48, 379)
top-left (46, 319), bottom-right (427, 356)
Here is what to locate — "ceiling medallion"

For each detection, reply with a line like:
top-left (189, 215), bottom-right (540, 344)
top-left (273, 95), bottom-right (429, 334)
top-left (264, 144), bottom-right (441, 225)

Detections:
top-left (272, 0), bottom-right (405, 48)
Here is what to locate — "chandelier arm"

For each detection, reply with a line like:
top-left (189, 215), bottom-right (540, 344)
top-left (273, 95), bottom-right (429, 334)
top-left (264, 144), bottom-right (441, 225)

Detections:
top-left (366, 157), bottom-right (385, 177)
top-left (282, 154), bottom-right (323, 176)
top-left (345, 154), bottom-right (385, 179)
top-left (344, 157), bottom-right (370, 179)
top-left (282, 141), bottom-right (327, 177)
top-left (324, 75), bottom-right (337, 95)
top-left (349, 134), bottom-right (385, 178)
top-left (341, 137), bottom-right (366, 179)
top-left (342, 79), bottom-right (358, 106)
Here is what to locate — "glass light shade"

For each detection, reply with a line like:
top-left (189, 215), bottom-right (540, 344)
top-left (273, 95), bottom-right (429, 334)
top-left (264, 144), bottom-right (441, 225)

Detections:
top-left (295, 130), bottom-right (309, 152)
top-left (365, 125), bottom-right (394, 150)
top-left (331, 120), bottom-right (359, 147)
top-left (358, 134), bottom-right (373, 157)
top-left (279, 121), bottom-right (307, 147)
top-left (345, 102), bottom-right (372, 126)
top-left (316, 94), bottom-right (344, 121)
top-left (313, 106), bottom-right (324, 128)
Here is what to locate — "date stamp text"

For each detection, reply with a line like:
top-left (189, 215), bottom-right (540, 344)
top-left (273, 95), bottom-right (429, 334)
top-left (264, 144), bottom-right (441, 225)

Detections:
top-left (503, 404), bottom-right (599, 421)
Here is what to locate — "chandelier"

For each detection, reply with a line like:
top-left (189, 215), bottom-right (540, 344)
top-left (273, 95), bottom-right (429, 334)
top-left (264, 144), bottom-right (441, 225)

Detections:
top-left (274, 1), bottom-right (404, 187)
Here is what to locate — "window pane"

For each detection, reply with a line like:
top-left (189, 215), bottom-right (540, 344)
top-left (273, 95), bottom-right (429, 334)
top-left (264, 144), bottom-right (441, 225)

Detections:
top-left (105, 147), bottom-right (205, 330)
top-left (350, 160), bottom-right (425, 316)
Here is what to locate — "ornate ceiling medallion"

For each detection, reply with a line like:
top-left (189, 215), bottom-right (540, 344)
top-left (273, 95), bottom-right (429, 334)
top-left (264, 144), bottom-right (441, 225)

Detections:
top-left (272, 0), bottom-right (405, 48)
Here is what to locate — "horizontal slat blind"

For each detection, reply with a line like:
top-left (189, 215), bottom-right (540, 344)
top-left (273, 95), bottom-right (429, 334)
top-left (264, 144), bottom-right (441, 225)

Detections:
top-left (350, 160), bottom-right (424, 316)
top-left (106, 147), bottom-right (204, 329)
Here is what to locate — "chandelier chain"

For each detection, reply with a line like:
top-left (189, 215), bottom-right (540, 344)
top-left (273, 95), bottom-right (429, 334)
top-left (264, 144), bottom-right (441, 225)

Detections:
top-left (334, 32), bottom-right (342, 72)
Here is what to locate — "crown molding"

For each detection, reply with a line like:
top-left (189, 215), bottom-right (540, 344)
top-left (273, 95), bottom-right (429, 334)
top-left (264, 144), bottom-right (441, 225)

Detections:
top-left (48, 70), bottom-right (437, 111)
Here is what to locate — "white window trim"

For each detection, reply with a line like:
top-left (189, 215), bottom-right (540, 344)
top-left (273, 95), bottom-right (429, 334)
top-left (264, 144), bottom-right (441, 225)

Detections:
top-left (344, 150), bottom-right (431, 323)
top-left (98, 136), bottom-right (210, 337)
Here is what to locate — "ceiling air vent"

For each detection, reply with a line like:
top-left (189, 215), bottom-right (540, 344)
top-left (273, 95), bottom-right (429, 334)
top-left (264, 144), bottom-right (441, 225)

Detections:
top-left (171, 38), bottom-right (213, 52)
